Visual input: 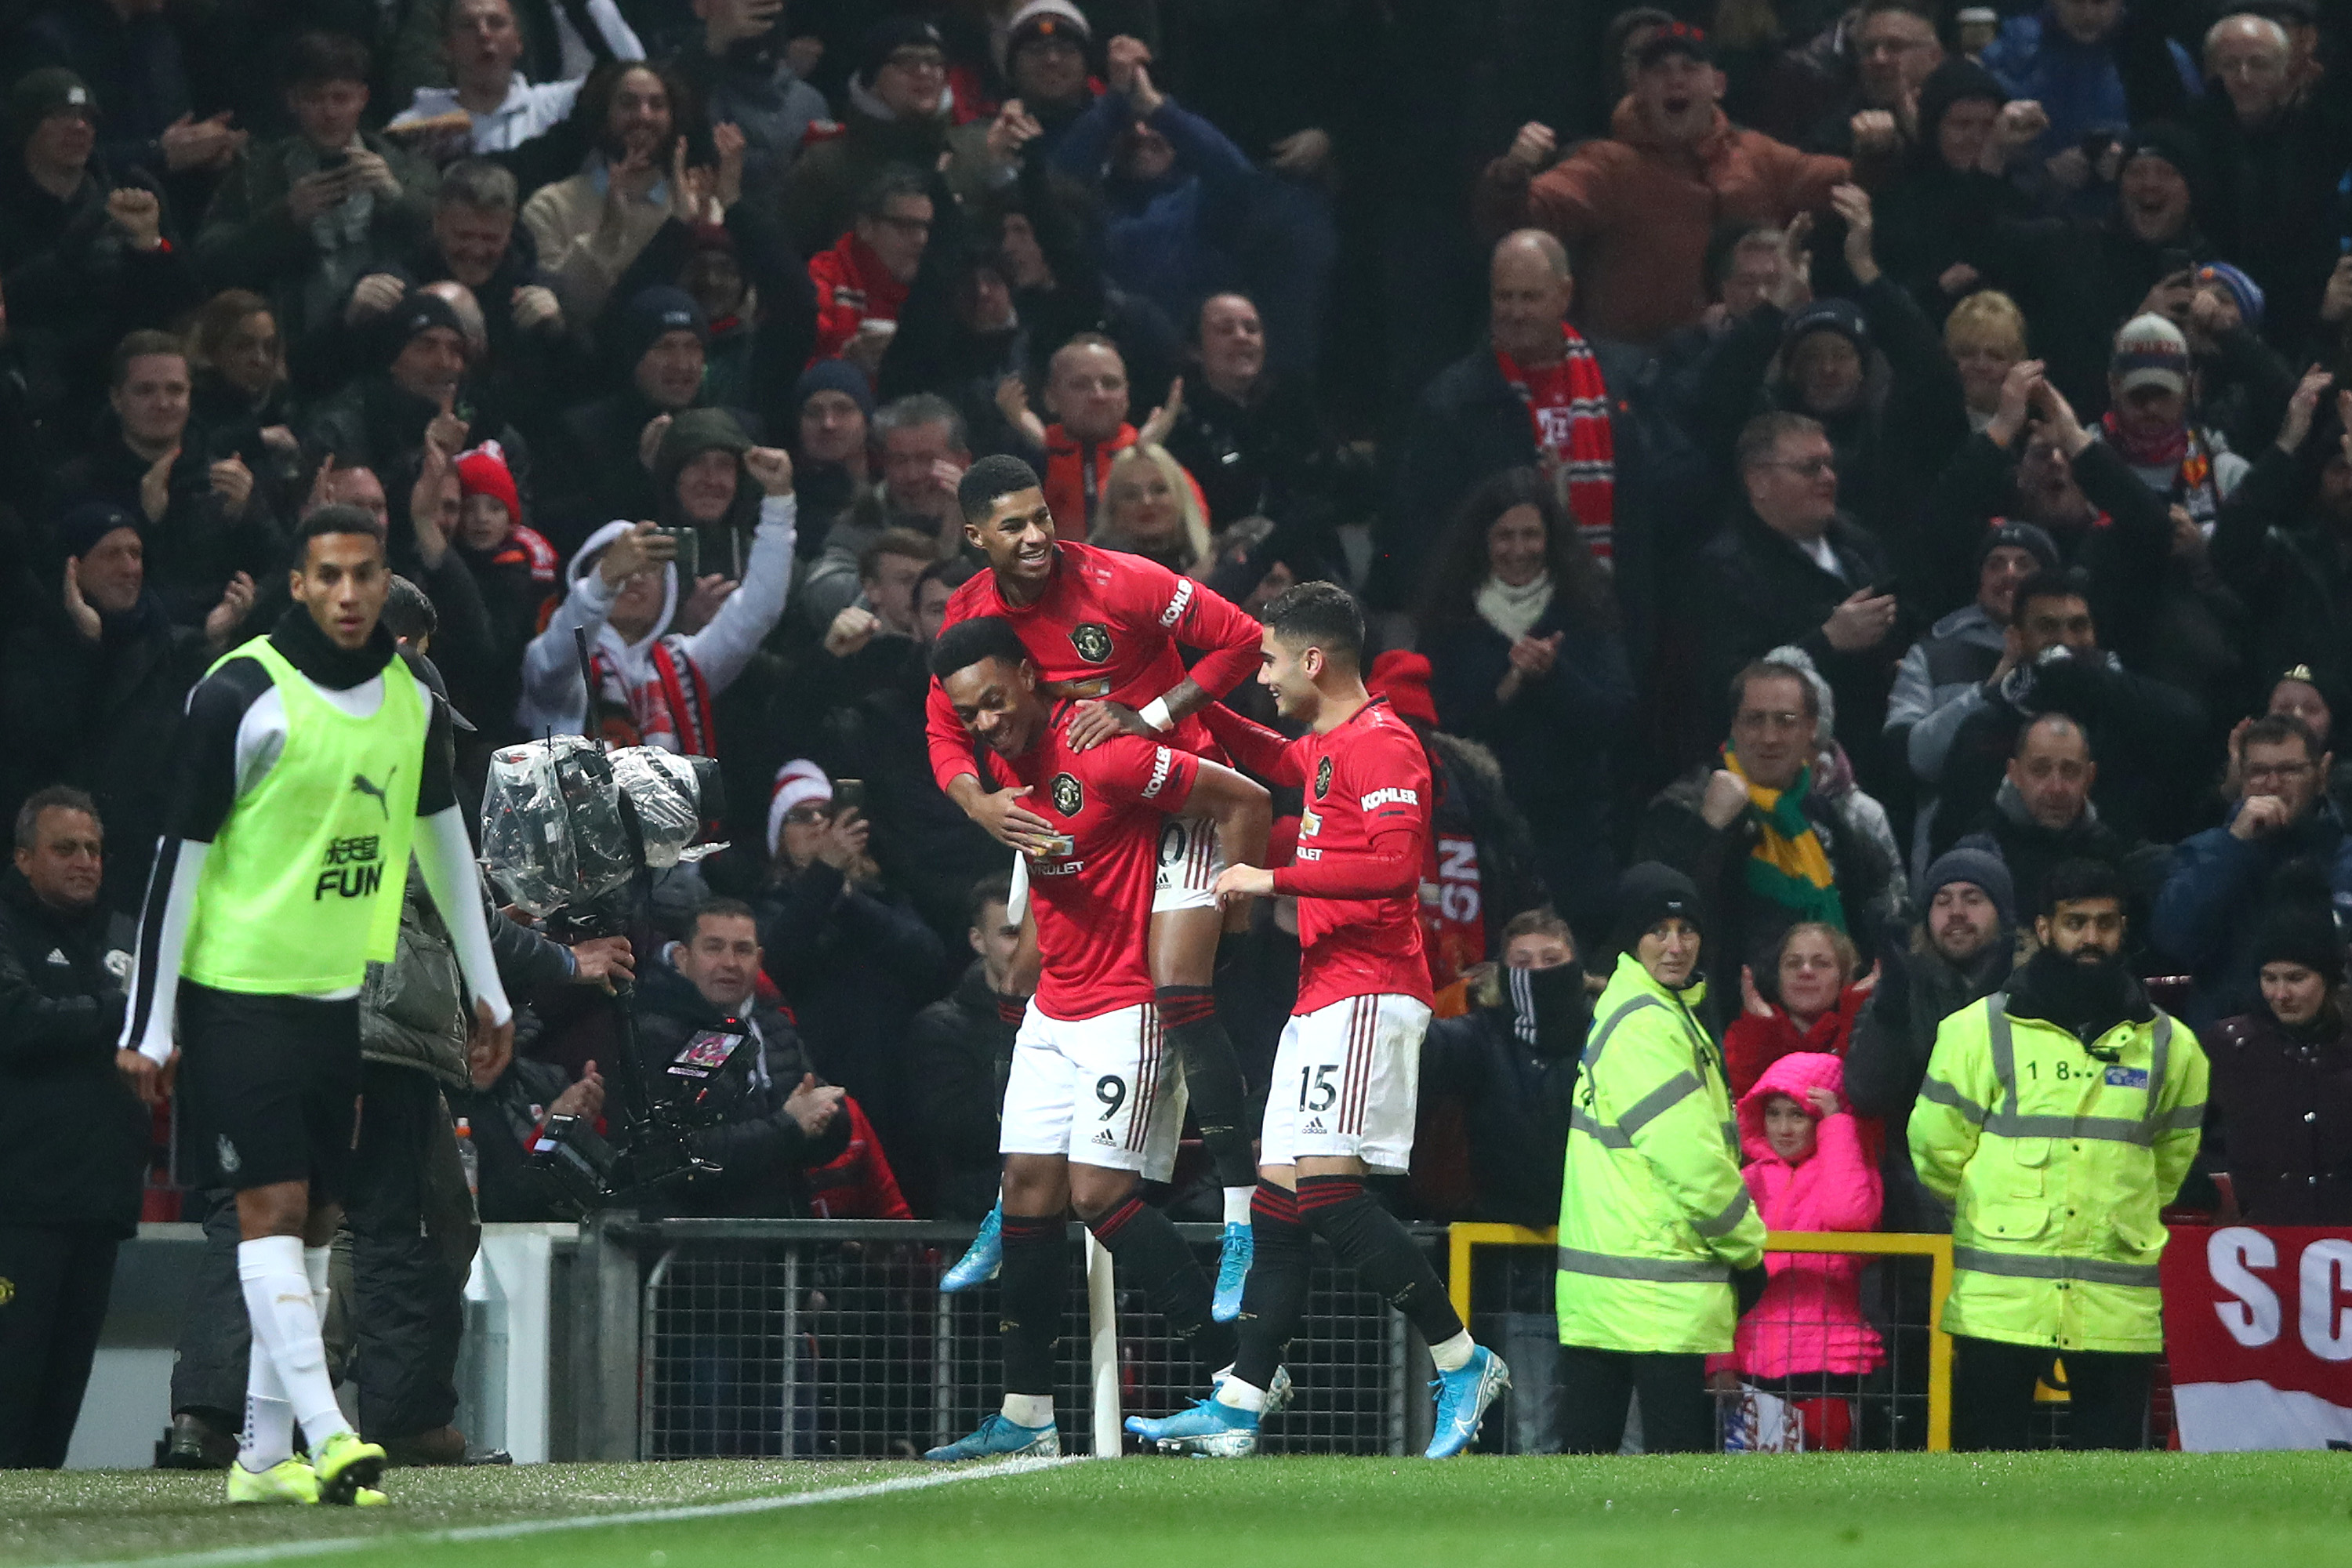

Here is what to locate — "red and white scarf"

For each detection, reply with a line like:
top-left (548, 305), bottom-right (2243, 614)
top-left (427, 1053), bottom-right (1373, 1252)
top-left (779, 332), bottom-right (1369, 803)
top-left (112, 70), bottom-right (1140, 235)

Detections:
top-left (590, 639), bottom-right (717, 756)
top-left (1497, 324), bottom-right (1617, 557)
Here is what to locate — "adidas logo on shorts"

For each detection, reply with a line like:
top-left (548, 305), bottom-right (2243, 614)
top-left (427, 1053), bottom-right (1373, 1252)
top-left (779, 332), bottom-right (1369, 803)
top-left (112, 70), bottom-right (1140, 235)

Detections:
top-left (1302, 1118), bottom-right (1327, 1134)
top-left (1093, 1130), bottom-right (1117, 1145)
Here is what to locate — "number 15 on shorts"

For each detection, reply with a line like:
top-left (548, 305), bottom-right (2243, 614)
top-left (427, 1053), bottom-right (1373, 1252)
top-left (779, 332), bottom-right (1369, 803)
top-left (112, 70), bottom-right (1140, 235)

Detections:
top-left (1298, 1064), bottom-right (1338, 1112)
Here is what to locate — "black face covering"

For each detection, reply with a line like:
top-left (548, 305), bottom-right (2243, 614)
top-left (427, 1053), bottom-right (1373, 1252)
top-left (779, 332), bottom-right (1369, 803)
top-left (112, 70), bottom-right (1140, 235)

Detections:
top-left (270, 601), bottom-right (397, 691)
top-left (2021, 942), bottom-right (2135, 1047)
top-left (1507, 956), bottom-right (1591, 1058)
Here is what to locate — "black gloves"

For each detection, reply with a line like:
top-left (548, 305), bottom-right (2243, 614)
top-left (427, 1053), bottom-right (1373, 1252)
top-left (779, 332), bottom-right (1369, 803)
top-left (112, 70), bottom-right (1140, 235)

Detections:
top-left (1733, 1262), bottom-right (1769, 1317)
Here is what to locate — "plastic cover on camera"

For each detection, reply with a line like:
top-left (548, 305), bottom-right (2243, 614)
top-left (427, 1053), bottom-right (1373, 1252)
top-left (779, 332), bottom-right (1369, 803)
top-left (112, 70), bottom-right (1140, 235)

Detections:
top-left (480, 736), bottom-right (720, 917)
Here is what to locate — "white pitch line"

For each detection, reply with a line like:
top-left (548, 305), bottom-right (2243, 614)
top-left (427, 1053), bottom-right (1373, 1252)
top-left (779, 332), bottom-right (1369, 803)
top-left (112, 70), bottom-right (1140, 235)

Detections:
top-left (38, 1455), bottom-right (1080, 1568)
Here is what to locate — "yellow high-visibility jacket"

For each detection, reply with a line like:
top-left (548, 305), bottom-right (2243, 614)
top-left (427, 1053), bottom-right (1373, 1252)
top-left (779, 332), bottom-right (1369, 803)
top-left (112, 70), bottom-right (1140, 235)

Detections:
top-left (1911, 990), bottom-right (2207, 1354)
top-left (1556, 953), bottom-right (1767, 1354)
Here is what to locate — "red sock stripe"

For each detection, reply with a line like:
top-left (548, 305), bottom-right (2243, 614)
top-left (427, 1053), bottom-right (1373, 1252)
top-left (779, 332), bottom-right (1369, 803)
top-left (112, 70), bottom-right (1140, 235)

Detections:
top-left (1001, 1215), bottom-right (1061, 1246)
top-left (1251, 1181), bottom-right (1302, 1228)
top-left (1295, 1175), bottom-right (1363, 1214)
top-left (1155, 986), bottom-right (1217, 1027)
top-left (996, 995), bottom-right (1028, 1025)
top-left (1087, 1195), bottom-right (1145, 1244)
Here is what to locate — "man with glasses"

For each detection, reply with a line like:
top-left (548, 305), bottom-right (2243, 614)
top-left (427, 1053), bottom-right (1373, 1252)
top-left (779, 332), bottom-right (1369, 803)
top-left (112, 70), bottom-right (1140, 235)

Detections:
top-left (1638, 656), bottom-right (1907, 1014)
top-left (1800, 0), bottom-right (1947, 154)
top-left (2158, 713), bottom-right (2352, 1029)
top-left (781, 17), bottom-right (991, 258)
top-left (810, 166), bottom-right (936, 367)
top-left (1693, 411), bottom-right (1904, 772)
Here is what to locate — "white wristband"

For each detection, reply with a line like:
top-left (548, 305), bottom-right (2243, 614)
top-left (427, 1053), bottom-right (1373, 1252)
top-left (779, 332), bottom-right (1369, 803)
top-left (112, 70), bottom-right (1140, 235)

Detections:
top-left (1138, 698), bottom-right (1174, 732)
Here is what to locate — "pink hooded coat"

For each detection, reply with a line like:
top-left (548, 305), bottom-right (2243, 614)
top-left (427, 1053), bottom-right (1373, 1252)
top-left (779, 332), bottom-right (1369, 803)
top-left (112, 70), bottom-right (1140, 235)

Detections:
top-left (1727, 1052), bottom-right (1886, 1379)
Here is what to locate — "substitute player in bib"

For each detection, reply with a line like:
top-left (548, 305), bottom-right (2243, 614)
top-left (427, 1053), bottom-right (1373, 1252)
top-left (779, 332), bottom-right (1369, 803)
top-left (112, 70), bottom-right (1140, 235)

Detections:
top-left (118, 506), bottom-right (514, 1506)
top-left (924, 615), bottom-right (1271, 1460)
top-left (1127, 582), bottom-right (1509, 1460)
top-left (931, 456), bottom-right (1265, 1315)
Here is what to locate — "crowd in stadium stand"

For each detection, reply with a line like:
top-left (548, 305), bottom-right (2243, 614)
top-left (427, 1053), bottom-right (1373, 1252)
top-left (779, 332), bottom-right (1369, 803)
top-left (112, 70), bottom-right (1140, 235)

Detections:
top-left (4, 0), bottom-right (2352, 1464)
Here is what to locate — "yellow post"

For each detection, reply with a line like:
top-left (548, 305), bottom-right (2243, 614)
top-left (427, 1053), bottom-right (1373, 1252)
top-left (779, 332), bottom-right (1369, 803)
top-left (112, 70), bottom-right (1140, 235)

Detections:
top-left (1445, 1224), bottom-right (1955, 1451)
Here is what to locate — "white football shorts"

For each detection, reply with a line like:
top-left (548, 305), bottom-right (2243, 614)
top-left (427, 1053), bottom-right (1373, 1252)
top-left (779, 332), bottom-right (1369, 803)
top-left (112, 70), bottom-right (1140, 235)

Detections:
top-left (1259, 993), bottom-right (1434, 1177)
top-left (999, 1000), bottom-right (1188, 1178)
top-left (1152, 811), bottom-right (1225, 914)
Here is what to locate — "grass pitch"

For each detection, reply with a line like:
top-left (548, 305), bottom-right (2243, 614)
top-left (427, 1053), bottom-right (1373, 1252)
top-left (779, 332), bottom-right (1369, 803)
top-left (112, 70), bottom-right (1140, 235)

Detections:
top-left (5, 1453), bottom-right (2348, 1568)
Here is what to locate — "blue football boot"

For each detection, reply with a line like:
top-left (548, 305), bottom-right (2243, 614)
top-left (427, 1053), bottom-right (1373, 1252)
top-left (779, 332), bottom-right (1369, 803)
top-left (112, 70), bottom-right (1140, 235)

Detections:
top-left (1210, 1222), bottom-right (1254, 1322)
top-left (941, 1203), bottom-right (1003, 1293)
top-left (923, 1413), bottom-right (1059, 1462)
top-left (1123, 1398), bottom-right (1260, 1457)
top-left (1425, 1346), bottom-right (1509, 1459)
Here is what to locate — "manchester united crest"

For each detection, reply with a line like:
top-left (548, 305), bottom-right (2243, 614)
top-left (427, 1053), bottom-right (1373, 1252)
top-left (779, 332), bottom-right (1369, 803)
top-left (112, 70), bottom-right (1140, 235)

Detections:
top-left (1051, 772), bottom-right (1084, 816)
top-left (1069, 622), bottom-right (1113, 663)
top-left (1314, 756), bottom-right (1333, 799)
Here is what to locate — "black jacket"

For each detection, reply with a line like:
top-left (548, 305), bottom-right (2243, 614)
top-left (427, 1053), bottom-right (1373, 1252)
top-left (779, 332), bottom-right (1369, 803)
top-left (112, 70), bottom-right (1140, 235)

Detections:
top-left (2209, 443), bottom-right (2352, 700)
top-left (1420, 962), bottom-right (1590, 1228)
top-left (49, 429), bottom-right (288, 630)
top-left (0, 592), bottom-right (214, 914)
top-left (1691, 503), bottom-right (1903, 759)
top-left (0, 869), bottom-right (144, 1232)
top-left (2207, 1007), bottom-right (2352, 1226)
top-left (1845, 924), bottom-right (2013, 1232)
top-left (906, 961), bottom-right (1020, 1222)
top-left (630, 962), bottom-right (850, 1218)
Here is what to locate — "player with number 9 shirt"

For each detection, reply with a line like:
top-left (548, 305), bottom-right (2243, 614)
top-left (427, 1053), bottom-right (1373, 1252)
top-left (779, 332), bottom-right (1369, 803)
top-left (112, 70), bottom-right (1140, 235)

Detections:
top-left (921, 614), bottom-right (1271, 1461)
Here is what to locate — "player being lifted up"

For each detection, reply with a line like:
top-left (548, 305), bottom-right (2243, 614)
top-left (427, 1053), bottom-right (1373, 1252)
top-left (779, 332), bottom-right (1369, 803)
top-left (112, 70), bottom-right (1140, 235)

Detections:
top-left (1127, 583), bottom-right (1509, 1460)
top-left (923, 615), bottom-right (1272, 1460)
top-left (118, 506), bottom-right (514, 1505)
top-left (930, 456), bottom-right (1266, 1316)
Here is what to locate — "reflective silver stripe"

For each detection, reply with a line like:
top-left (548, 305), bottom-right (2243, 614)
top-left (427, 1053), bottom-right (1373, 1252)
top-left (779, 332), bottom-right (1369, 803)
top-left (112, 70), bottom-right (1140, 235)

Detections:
top-left (1692, 1185), bottom-right (1755, 1239)
top-left (1569, 1107), bottom-right (1632, 1149)
top-left (1951, 1247), bottom-right (2160, 1289)
top-left (1919, 1076), bottom-right (1988, 1126)
top-left (1984, 1112), bottom-right (2155, 1145)
top-left (1555, 1246), bottom-right (1729, 1283)
top-left (2146, 1014), bottom-right (2172, 1142)
top-left (2159, 1102), bottom-right (2207, 1131)
top-left (1986, 995), bottom-right (2016, 1117)
top-left (1617, 1071), bottom-right (1703, 1138)
top-left (1579, 994), bottom-right (1664, 1073)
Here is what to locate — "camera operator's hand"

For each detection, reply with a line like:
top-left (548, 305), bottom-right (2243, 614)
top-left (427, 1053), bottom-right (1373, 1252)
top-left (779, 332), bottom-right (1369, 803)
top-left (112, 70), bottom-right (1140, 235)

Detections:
top-left (785, 1072), bottom-right (845, 1136)
top-left (550, 1059), bottom-right (605, 1120)
top-left (467, 997), bottom-right (515, 1088)
top-left (815, 808), bottom-right (869, 870)
top-left (569, 935), bottom-right (634, 991)
top-left (118, 1047), bottom-right (174, 1108)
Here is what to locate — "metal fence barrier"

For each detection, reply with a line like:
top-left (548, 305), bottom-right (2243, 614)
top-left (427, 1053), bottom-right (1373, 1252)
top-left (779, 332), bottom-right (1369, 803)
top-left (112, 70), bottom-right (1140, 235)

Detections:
top-left (627, 1220), bottom-right (1433, 1459)
top-left (1446, 1224), bottom-right (1958, 1453)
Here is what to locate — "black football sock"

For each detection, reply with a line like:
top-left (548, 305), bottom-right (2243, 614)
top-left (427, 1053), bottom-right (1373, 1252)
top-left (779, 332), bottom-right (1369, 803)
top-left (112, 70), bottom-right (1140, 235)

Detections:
top-left (1156, 985), bottom-right (1256, 1189)
top-left (1232, 1180), bottom-right (1311, 1392)
top-left (997, 1214), bottom-right (1065, 1398)
top-left (1296, 1174), bottom-right (1466, 1348)
top-left (1087, 1193), bottom-right (1237, 1372)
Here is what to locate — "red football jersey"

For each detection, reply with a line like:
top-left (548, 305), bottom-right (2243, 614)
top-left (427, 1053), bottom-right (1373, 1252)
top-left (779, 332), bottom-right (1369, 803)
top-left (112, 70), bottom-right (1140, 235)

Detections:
top-left (989, 706), bottom-right (1198, 1022)
top-left (1251, 695), bottom-right (1430, 1011)
top-left (926, 541), bottom-right (1259, 793)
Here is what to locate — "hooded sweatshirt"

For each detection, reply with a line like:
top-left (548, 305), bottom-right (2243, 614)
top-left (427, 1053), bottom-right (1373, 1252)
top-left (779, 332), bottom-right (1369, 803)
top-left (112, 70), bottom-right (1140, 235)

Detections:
top-left (1727, 1051), bottom-right (1886, 1380)
top-left (515, 492), bottom-right (797, 750)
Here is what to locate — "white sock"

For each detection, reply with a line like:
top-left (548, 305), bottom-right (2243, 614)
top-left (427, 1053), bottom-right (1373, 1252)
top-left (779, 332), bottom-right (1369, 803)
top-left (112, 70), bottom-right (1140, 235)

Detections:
top-left (1215, 1375), bottom-right (1266, 1414)
top-left (238, 1338), bottom-right (296, 1471)
top-left (1430, 1330), bottom-right (1476, 1373)
top-left (1001, 1392), bottom-right (1053, 1428)
top-left (1221, 1187), bottom-right (1254, 1225)
top-left (303, 1244), bottom-right (333, 1327)
top-left (238, 1236), bottom-right (352, 1446)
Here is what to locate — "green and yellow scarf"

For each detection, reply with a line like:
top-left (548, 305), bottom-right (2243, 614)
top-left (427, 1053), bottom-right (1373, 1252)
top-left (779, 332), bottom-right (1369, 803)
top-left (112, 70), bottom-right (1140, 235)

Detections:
top-left (1723, 748), bottom-right (1845, 931)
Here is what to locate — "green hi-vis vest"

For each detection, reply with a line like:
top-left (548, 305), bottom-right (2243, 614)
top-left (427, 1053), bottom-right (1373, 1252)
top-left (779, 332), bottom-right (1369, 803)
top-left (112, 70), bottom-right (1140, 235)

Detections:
top-left (183, 639), bottom-right (426, 995)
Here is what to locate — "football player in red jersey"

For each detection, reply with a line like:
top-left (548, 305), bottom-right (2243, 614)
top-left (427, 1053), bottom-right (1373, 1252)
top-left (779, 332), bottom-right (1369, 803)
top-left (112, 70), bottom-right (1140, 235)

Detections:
top-left (929, 456), bottom-right (1266, 1316)
top-left (1127, 583), bottom-right (1510, 1460)
top-left (921, 615), bottom-right (1272, 1461)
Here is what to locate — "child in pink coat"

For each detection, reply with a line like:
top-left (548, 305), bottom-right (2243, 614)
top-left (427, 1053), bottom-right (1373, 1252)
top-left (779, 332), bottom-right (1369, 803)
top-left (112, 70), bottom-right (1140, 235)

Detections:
top-left (1720, 1051), bottom-right (1884, 1450)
